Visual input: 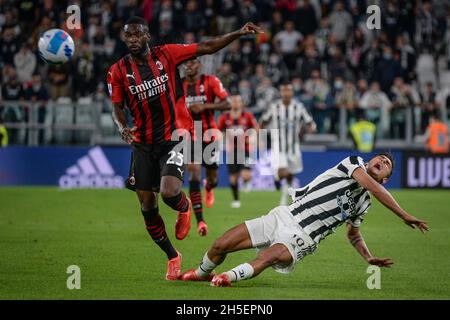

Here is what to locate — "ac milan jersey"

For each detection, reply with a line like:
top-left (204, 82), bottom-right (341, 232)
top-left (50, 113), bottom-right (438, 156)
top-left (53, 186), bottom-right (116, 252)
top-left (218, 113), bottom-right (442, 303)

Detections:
top-left (107, 43), bottom-right (198, 144)
top-left (182, 74), bottom-right (228, 139)
top-left (217, 111), bottom-right (258, 153)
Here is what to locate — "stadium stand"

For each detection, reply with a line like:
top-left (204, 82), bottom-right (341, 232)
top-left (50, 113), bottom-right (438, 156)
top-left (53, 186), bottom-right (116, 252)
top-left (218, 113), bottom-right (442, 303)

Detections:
top-left (0, 0), bottom-right (449, 149)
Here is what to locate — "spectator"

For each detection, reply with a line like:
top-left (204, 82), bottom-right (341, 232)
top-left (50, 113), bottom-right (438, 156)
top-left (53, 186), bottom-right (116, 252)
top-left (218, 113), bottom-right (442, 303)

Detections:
top-left (375, 46), bottom-right (402, 93)
top-left (253, 77), bottom-right (278, 118)
top-left (273, 21), bottom-right (303, 70)
top-left (25, 74), bottom-right (48, 144)
top-left (216, 0), bottom-right (239, 34)
top-left (327, 46), bottom-right (350, 83)
top-left (1, 72), bottom-right (25, 144)
top-left (238, 79), bottom-right (255, 108)
top-left (304, 69), bottom-right (331, 133)
top-left (315, 17), bottom-right (331, 59)
top-left (390, 77), bottom-right (420, 139)
top-left (382, 0), bottom-right (400, 46)
top-left (416, 0), bottom-right (437, 53)
top-left (425, 110), bottom-right (449, 154)
top-left (222, 40), bottom-right (243, 73)
top-left (265, 52), bottom-right (289, 86)
top-left (239, 0), bottom-right (258, 23)
top-left (0, 27), bottom-right (20, 66)
top-left (294, 0), bottom-right (318, 36)
top-left (328, 0), bottom-right (353, 49)
top-left (420, 82), bottom-right (439, 132)
top-left (295, 46), bottom-right (320, 81)
top-left (359, 81), bottom-right (392, 137)
top-left (332, 77), bottom-right (358, 130)
top-left (183, 0), bottom-right (207, 34)
top-left (361, 38), bottom-right (382, 82)
top-left (13, 43), bottom-right (36, 83)
top-left (48, 63), bottom-right (70, 101)
top-left (217, 62), bottom-right (239, 94)
top-left (73, 41), bottom-right (95, 98)
top-left (395, 34), bottom-right (416, 83)
top-left (348, 27), bottom-right (366, 80)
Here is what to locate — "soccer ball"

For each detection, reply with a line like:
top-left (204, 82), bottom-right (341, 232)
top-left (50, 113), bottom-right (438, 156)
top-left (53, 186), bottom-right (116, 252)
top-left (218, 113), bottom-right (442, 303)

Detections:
top-left (38, 29), bottom-right (75, 65)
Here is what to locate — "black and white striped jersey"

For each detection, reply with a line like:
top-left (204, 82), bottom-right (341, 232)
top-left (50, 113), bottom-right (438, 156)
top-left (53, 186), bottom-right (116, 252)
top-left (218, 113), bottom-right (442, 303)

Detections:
top-left (287, 156), bottom-right (372, 244)
top-left (261, 99), bottom-right (313, 156)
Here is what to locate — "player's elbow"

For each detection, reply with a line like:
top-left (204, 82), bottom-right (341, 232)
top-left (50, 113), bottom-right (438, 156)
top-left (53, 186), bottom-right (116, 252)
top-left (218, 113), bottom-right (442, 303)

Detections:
top-left (197, 42), bottom-right (216, 56)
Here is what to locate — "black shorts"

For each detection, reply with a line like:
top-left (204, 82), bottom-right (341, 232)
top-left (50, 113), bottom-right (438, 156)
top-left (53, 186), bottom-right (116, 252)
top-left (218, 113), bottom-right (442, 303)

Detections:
top-left (189, 140), bottom-right (219, 170)
top-left (126, 142), bottom-right (185, 192)
top-left (226, 150), bottom-right (252, 174)
top-left (227, 163), bottom-right (252, 174)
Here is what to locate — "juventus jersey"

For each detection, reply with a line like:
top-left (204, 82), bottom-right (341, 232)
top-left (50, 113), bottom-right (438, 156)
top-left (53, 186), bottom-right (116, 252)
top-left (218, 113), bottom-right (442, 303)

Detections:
top-left (261, 100), bottom-right (313, 156)
top-left (287, 156), bottom-right (372, 244)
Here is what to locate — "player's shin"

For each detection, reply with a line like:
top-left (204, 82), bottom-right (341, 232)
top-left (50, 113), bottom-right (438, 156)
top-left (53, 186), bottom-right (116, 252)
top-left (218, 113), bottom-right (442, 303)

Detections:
top-left (142, 208), bottom-right (178, 259)
top-left (196, 252), bottom-right (218, 277)
top-left (163, 192), bottom-right (190, 212)
top-left (225, 263), bottom-right (254, 282)
top-left (189, 180), bottom-right (203, 222)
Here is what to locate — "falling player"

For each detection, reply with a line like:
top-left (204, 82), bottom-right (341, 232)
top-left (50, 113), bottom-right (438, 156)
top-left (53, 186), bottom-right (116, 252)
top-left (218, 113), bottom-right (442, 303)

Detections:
top-left (183, 58), bottom-right (231, 236)
top-left (217, 95), bottom-right (259, 208)
top-left (260, 82), bottom-right (317, 205)
top-left (107, 16), bottom-right (262, 280)
top-left (181, 153), bottom-right (429, 286)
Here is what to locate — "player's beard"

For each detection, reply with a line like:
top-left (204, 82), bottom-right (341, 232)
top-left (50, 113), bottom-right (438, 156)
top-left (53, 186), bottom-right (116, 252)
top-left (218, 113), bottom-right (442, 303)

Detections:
top-left (130, 44), bottom-right (149, 58)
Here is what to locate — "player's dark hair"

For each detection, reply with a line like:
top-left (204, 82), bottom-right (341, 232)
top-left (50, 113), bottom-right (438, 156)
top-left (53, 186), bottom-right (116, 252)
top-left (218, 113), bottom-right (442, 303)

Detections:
top-left (375, 152), bottom-right (395, 177)
top-left (125, 16), bottom-right (148, 26)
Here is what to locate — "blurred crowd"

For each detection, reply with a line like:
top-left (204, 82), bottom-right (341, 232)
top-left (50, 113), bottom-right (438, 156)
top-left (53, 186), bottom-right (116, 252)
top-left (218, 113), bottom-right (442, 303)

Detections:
top-left (1, 0), bottom-right (450, 145)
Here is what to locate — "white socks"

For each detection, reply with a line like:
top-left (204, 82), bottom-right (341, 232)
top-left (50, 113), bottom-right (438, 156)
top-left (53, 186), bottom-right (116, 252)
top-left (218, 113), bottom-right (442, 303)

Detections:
top-left (196, 252), bottom-right (217, 277)
top-left (280, 183), bottom-right (291, 205)
top-left (225, 263), bottom-right (254, 282)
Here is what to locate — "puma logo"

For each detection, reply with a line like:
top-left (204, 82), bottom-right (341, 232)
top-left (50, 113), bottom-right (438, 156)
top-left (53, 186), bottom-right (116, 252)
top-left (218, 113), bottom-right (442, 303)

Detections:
top-left (126, 72), bottom-right (135, 80)
top-left (177, 168), bottom-right (184, 176)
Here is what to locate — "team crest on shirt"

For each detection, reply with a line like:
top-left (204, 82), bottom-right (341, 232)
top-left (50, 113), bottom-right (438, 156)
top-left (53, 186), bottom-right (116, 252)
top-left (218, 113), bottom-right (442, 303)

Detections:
top-left (199, 84), bottom-right (204, 93)
top-left (336, 189), bottom-right (357, 220)
top-left (156, 60), bottom-right (163, 70)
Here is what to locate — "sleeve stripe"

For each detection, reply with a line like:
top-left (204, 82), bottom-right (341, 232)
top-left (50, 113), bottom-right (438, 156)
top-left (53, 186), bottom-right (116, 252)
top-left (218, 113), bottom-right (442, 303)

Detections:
top-left (349, 156), bottom-right (359, 165)
top-left (337, 163), bottom-right (348, 174)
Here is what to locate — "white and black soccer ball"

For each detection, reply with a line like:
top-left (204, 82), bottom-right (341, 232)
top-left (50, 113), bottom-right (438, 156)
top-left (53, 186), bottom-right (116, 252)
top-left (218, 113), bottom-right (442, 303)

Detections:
top-left (38, 29), bottom-right (75, 65)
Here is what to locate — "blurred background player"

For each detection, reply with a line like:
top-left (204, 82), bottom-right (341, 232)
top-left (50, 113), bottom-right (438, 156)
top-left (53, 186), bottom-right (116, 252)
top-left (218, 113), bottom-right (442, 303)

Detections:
top-left (107, 16), bottom-right (262, 280)
top-left (260, 82), bottom-right (316, 205)
top-left (183, 58), bottom-right (230, 236)
top-left (218, 95), bottom-right (259, 208)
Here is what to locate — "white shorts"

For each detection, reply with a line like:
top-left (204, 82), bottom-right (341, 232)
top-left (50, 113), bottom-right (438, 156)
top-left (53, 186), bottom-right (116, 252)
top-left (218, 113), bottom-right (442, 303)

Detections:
top-left (272, 152), bottom-right (303, 175)
top-left (244, 206), bottom-right (317, 273)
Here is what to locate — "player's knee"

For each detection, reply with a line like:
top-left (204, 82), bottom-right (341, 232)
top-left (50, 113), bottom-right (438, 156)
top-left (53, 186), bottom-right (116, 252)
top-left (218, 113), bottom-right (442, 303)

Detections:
top-left (258, 250), bottom-right (283, 266)
top-left (211, 237), bottom-right (230, 255)
top-left (160, 185), bottom-right (179, 199)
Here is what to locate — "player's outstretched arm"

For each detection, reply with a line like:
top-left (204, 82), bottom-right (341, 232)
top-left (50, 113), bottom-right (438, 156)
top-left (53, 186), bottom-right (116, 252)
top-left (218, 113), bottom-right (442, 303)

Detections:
top-left (196, 22), bottom-right (263, 56)
top-left (112, 102), bottom-right (137, 144)
top-left (346, 223), bottom-right (394, 267)
top-left (352, 168), bottom-right (429, 233)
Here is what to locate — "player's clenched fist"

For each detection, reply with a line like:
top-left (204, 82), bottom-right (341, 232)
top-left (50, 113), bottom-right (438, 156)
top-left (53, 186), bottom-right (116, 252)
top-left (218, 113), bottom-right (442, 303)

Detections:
top-left (238, 22), bottom-right (263, 35)
top-left (119, 126), bottom-right (137, 144)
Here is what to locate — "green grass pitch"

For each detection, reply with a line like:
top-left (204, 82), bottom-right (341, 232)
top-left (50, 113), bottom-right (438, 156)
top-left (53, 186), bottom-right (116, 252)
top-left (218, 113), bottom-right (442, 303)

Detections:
top-left (0, 187), bottom-right (449, 300)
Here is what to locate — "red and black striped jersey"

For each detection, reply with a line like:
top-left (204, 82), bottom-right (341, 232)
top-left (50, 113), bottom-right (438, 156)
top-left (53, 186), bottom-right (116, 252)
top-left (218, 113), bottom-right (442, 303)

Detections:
top-left (182, 74), bottom-right (228, 140)
top-left (107, 43), bottom-right (197, 145)
top-left (217, 111), bottom-right (258, 152)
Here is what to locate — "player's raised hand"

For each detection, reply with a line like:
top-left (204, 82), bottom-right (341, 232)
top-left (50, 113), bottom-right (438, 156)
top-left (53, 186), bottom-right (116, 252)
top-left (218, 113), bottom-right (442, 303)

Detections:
top-left (238, 22), bottom-right (264, 35)
top-left (120, 126), bottom-right (137, 144)
top-left (403, 215), bottom-right (429, 233)
top-left (367, 257), bottom-right (394, 268)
